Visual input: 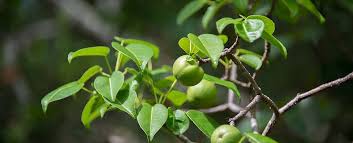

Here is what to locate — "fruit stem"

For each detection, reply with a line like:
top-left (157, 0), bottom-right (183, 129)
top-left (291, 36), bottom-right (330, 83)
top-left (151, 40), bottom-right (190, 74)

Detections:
top-left (161, 79), bottom-right (178, 104)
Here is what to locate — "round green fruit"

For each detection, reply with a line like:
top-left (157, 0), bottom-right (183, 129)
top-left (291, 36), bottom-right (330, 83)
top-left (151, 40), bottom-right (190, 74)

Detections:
top-left (211, 125), bottom-right (242, 143)
top-left (187, 80), bottom-right (217, 108)
top-left (172, 55), bottom-right (204, 86)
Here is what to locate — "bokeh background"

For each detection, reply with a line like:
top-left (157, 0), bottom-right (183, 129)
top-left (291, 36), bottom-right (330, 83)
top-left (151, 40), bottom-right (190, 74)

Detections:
top-left (0, 0), bottom-right (353, 143)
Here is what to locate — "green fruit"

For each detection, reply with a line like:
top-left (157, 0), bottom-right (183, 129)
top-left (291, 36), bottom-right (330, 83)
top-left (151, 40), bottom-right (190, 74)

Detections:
top-left (187, 80), bottom-right (217, 108)
top-left (211, 125), bottom-right (242, 143)
top-left (173, 55), bottom-right (204, 86)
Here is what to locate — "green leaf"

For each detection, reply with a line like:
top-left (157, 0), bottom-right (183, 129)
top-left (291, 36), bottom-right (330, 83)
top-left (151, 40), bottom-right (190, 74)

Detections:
top-left (112, 42), bottom-right (153, 70)
top-left (81, 95), bottom-right (109, 128)
top-left (114, 37), bottom-right (160, 59)
top-left (167, 90), bottom-right (187, 107)
top-left (94, 71), bottom-right (124, 101)
top-left (217, 35), bottom-right (228, 44)
top-left (186, 110), bottom-right (218, 138)
top-left (233, 0), bottom-right (248, 14)
top-left (137, 103), bottom-right (168, 141)
top-left (155, 75), bottom-right (176, 89)
top-left (235, 19), bottom-right (265, 43)
top-left (102, 80), bottom-right (138, 117)
top-left (216, 17), bottom-right (242, 33)
top-left (203, 74), bottom-right (240, 98)
top-left (239, 54), bottom-right (262, 70)
top-left (150, 65), bottom-right (172, 76)
top-left (78, 65), bottom-right (103, 84)
top-left (178, 37), bottom-right (199, 54)
top-left (202, 2), bottom-right (224, 29)
top-left (297, 0), bottom-right (325, 23)
top-left (67, 46), bottom-right (110, 63)
top-left (41, 81), bottom-right (84, 112)
top-left (261, 32), bottom-right (287, 58)
top-left (279, 0), bottom-right (299, 17)
top-left (177, 0), bottom-right (208, 25)
top-left (247, 15), bottom-right (275, 34)
top-left (237, 48), bottom-right (262, 58)
top-left (198, 34), bottom-right (225, 67)
top-left (187, 33), bottom-right (208, 56)
top-left (167, 109), bottom-right (190, 135)
top-left (245, 133), bottom-right (278, 143)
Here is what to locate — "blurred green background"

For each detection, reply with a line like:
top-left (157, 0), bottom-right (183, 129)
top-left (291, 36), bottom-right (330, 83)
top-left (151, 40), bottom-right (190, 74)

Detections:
top-left (0, 0), bottom-right (353, 143)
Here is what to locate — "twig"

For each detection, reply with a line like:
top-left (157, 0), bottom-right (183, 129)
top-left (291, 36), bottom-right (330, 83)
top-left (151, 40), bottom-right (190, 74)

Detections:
top-left (262, 71), bottom-right (353, 135)
top-left (177, 134), bottom-right (196, 143)
top-left (227, 55), bottom-right (280, 123)
top-left (229, 95), bottom-right (261, 124)
top-left (230, 79), bottom-right (250, 88)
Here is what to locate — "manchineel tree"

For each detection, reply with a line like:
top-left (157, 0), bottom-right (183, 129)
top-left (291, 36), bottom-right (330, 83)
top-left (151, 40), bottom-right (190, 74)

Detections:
top-left (40, 0), bottom-right (353, 143)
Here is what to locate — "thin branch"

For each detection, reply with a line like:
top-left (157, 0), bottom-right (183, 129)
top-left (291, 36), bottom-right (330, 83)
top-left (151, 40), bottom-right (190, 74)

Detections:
top-left (262, 71), bottom-right (353, 135)
top-left (227, 54), bottom-right (280, 123)
top-left (199, 104), bottom-right (229, 113)
top-left (177, 134), bottom-right (196, 143)
top-left (229, 95), bottom-right (261, 124)
top-left (230, 79), bottom-right (250, 88)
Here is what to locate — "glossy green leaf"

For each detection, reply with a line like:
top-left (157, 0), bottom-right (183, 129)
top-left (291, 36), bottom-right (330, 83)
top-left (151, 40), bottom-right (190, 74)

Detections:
top-left (216, 17), bottom-right (242, 33)
top-left (202, 2), bottom-right (223, 29)
top-left (67, 46), bottom-right (110, 63)
top-left (280, 0), bottom-right (299, 17)
top-left (186, 110), bottom-right (218, 138)
top-left (203, 74), bottom-right (240, 98)
top-left (94, 71), bottom-right (124, 101)
top-left (81, 95), bottom-right (109, 128)
top-left (178, 37), bottom-right (199, 54)
top-left (261, 32), bottom-right (287, 58)
top-left (114, 37), bottom-right (160, 59)
top-left (247, 15), bottom-right (275, 34)
top-left (155, 75), bottom-right (176, 89)
top-left (103, 80), bottom-right (138, 117)
top-left (187, 33), bottom-right (208, 56)
top-left (41, 81), bottom-right (84, 112)
top-left (245, 133), bottom-right (278, 143)
top-left (115, 51), bottom-right (131, 70)
top-left (177, 0), bottom-right (208, 25)
top-left (167, 90), bottom-right (187, 107)
top-left (112, 42), bottom-right (153, 70)
top-left (198, 34), bottom-right (225, 67)
top-left (137, 103), bottom-right (168, 141)
top-left (233, 0), bottom-right (248, 14)
top-left (297, 0), bottom-right (325, 23)
top-left (78, 65), bottom-right (102, 84)
top-left (217, 35), bottom-right (228, 44)
top-left (167, 109), bottom-right (190, 135)
top-left (239, 54), bottom-right (262, 70)
top-left (235, 19), bottom-right (265, 43)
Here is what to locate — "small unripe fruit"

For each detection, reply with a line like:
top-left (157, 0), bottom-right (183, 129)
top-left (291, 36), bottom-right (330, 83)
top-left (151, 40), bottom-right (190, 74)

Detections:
top-left (211, 125), bottom-right (242, 143)
top-left (187, 80), bottom-right (217, 108)
top-left (173, 55), bottom-right (204, 86)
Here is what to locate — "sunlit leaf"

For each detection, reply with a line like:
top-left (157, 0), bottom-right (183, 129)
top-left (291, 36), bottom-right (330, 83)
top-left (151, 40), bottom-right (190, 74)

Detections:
top-left (167, 109), bottom-right (190, 135)
top-left (247, 15), bottom-right (275, 34)
top-left (112, 42), bottom-right (153, 70)
top-left (178, 37), bottom-right (199, 54)
top-left (203, 74), bottom-right (240, 98)
top-left (78, 65), bottom-right (103, 84)
top-left (41, 81), bottom-right (84, 112)
top-left (167, 90), bottom-right (187, 107)
top-left (94, 71), bottom-right (124, 101)
top-left (67, 46), bottom-right (110, 63)
top-left (137, 103), bottom-right (168, 141)
top-left (217, 35), bottom-right (228, 44)
top-left (235, 19), bottom-right (265, 43)
top-left (186, 110), bottom-right (219, 138)
top-left (114, 37), bottom-right (160, 59)
top-left (103, 80), bottom-right (138, 117)
top-left (216, 17), bottom-right (242, 33)
top-left (202, 2), bottom-right (224, 29)
top-left (237, 48), bottom-right (262, 58)
top-left (177, 0), bottom-right (208, 25)
top-left (198, 34), bottom-right (225, 67)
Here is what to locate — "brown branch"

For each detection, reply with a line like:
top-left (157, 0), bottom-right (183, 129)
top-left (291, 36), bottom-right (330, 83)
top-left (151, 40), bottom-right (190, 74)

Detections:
top-left (262, 71), bottom-right (353, 135)
top-left (229, 95), bottom-right (261, 124)
top-left (227, 54), bottom-right (280, 123)
top-left (177, 134), bottom-right (196, 143)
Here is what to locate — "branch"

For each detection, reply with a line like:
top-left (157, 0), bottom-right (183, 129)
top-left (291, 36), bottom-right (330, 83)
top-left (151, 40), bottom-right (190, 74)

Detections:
top-left (227, 54), bottom-right (280, 123)
top-left (229, 95), bottom-right (261, 124)
top-left (262, 71), bottom-right (353, 135)
top-left (177, 134), bottom-right (196, 143)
